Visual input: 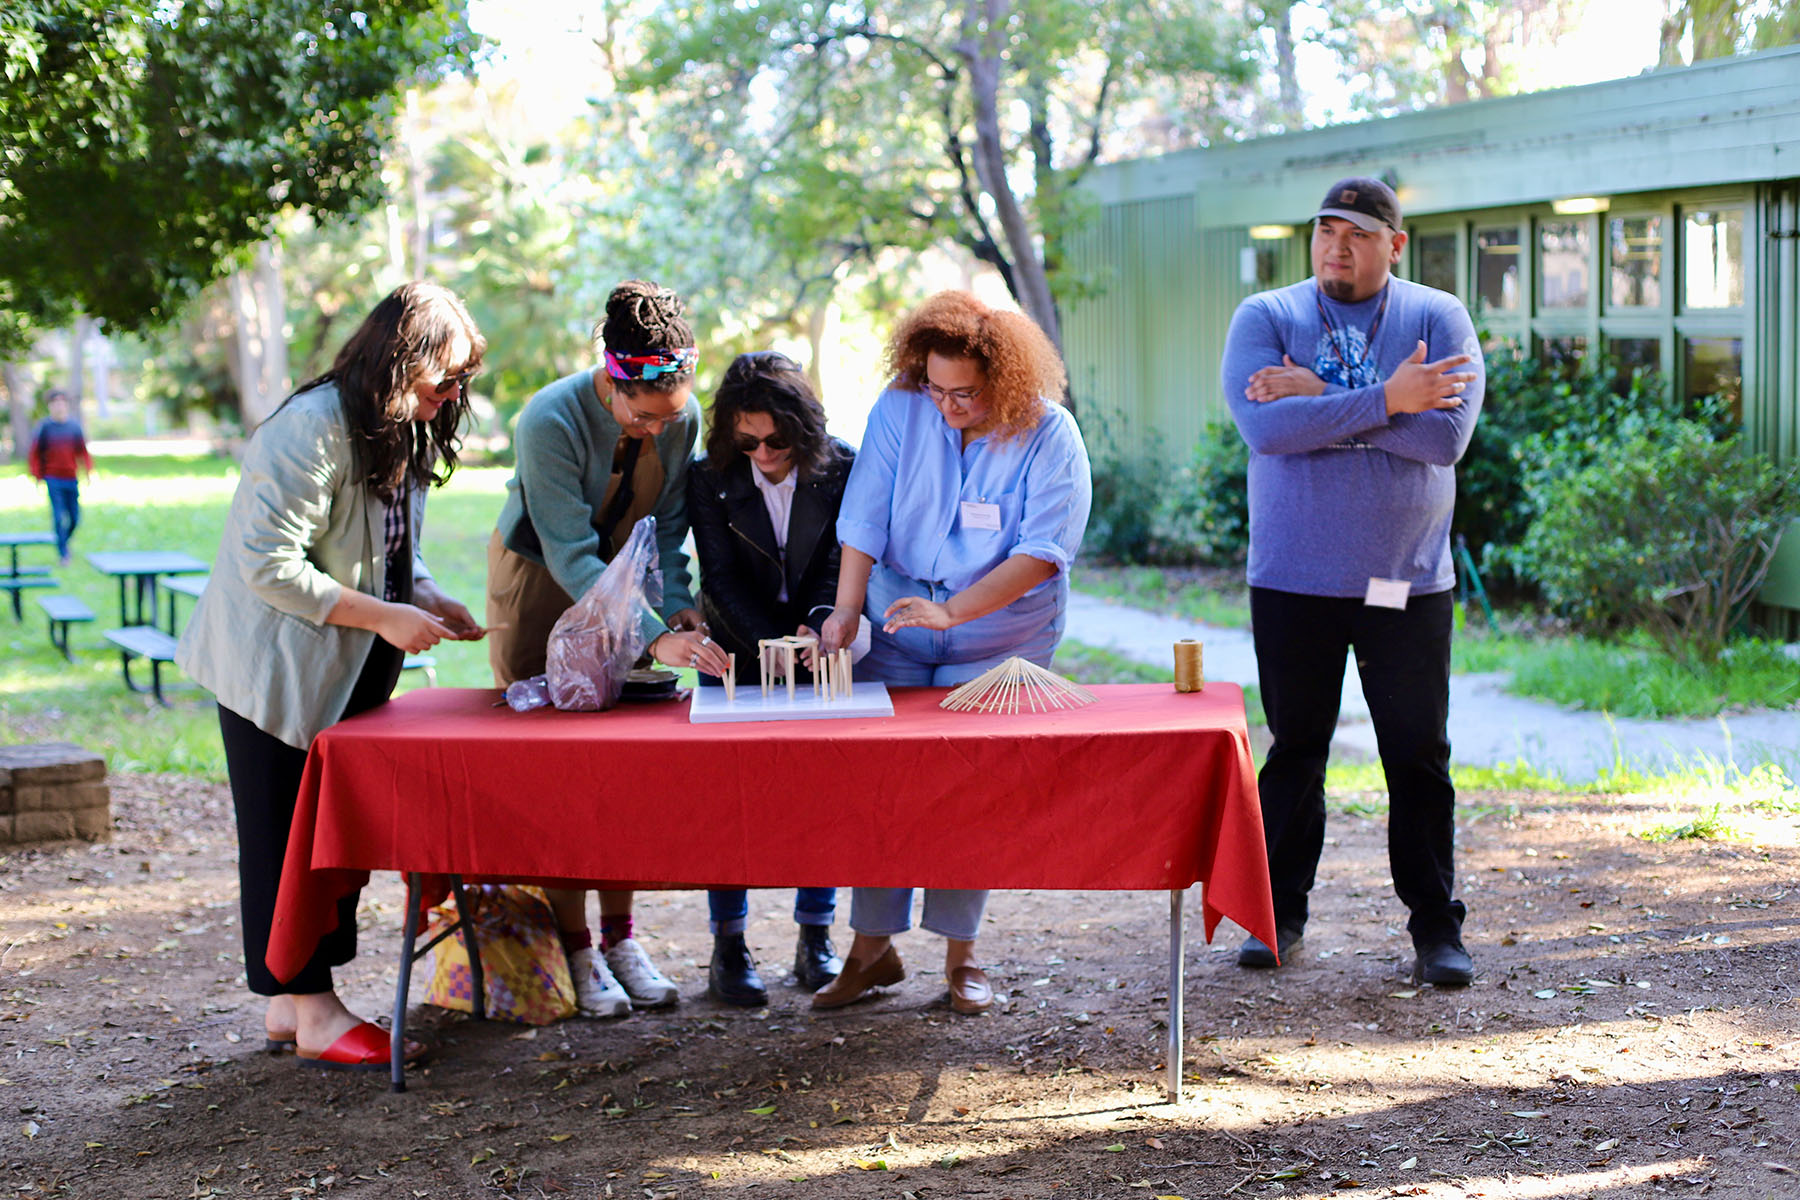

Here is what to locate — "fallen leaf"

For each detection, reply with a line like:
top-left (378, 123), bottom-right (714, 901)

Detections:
top-left (1399, 1156), bottom-right (1417, 1169)
top-left (21, 1121), bottom-right (38, 1139)
top-left (1388, 990), bottom-right (1419, 999)
top-left (853, 1158), bottom-right (888, 1171)
top-left (747, 1104), bottom-right (776, 1115)
top-left (1509, 1111), bottom-right (1547, 1118)
top-left (1145, 1137), bottom-right (1165, 1150)
top-left (548, 1134), bottom-right (572, 1143)
top-left (1595, 1138), bottom-right (1620, 1151)
top-left (470, 1149), bottom-right (493, 1165)
top-left (1104, 1143), bottom-right (1127, 1152)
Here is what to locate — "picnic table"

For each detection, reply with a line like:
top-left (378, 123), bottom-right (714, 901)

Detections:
top-left (0, 532), bottom-right (56, 621)
top-left (161, 573), bottom-right (209, 634)
top-left (85, 550), bottom-right (209, 627)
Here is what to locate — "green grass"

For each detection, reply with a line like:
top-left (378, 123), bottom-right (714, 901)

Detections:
top-left (1069, 564), bottom-right (1251, 628)
top-left (1, 454), bottom-right (516, 780)
top-left (1053, 639), bottom-right (1175, 685)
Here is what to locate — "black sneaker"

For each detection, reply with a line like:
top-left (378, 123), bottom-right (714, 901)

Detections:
top-left (1413, 939), bottom-right (1474, 986)
top-left (708, 933), bottom-right (768, 1007)
top-left (793, 924), bottom-right (843, 992)
top-left (1237, 925), bottom-right (1304, 968)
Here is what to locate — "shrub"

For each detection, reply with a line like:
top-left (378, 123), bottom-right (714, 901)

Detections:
top-left (1512, 418), bottom-right (1800, 662)
top-left (1084, 420), bottom-right (1248, 566)
top-left (1455, 353), bottom-right (1706, 588)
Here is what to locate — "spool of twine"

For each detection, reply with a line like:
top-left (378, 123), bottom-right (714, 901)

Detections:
top-left (1173, 639), bottom-right (1205, 693)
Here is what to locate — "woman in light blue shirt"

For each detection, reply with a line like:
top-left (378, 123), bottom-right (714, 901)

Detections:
top-left (812, 290), bottom-right (1091, 1017)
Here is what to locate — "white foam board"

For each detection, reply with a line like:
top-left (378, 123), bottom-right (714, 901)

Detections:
top-left (689, 681), bottom-right (894, 723)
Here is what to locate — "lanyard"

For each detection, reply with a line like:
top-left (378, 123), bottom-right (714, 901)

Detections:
top-left (1315, 283), bottom-right (1391, 379)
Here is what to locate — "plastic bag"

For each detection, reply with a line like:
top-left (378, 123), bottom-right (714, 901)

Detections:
top-left (421, 885), bottom-right (576, 1025)
top-left (544, 514), bottom-right (664, 711)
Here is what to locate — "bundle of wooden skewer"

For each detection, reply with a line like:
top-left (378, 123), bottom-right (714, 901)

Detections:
top-left (938, 656), bottom-right (1097, 714)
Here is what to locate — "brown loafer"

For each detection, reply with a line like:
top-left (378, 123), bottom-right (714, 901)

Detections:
top-left (811, 945), bottom-right (905, 1010)
top-left (947, 965), bottom-right (994, 1014)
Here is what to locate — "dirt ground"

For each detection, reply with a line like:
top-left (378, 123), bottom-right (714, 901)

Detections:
top-left (1, 771), bottom-right (1796, 1200)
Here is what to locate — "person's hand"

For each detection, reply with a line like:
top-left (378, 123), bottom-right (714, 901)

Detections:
top-left (1245, 355), bottom-right (1326, 402)
top-left (650, 628), bottom-right (731, 677)
top-left (1383, 340), bottom-right (1475, 415)
top-left (412, 579), bottom-right (483, 640)
top-left (373, 603), bottom-right (455, 654)
top-left (665, 607), bottom-right (708, 634)
top-left (882, 594), bottom-right (953, 634)
top-left (819, 607), bottom-right (860, 655)
top-left (794, 623), bottom-right (824, 668)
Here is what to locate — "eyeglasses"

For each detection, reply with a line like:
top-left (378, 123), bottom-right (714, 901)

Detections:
top-left (922, 380), bottom-right (985, 407)
top-left (618, 402), bottom-right (689, 430)
top-left (733, 432), bottom-right (791, 453)
top-left (424, 366), bottom-right (478, 397)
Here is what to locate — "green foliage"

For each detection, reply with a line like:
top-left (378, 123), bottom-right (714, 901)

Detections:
top-left (0, 1), bottom-right (478, 339)
top-left (1454, 353), bottom-right (1691, 585)
top-left (1069, 564), bottom-right (1251, 629)
top-left (1085, 422), bottom-right (1248, 566)
top-left (1512, 419), bottom-right (1799, 661)
top-left (1052, 639), bottom-right (1176, 685)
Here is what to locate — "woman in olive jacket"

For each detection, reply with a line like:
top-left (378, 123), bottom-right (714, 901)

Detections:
top-left (685, 350), bottom-right (854, 1008)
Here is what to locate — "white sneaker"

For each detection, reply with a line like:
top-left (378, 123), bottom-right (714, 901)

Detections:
top-left (568, 946), bottom-right (630, 1018)
top-left (605, 938), bottom-right (679, 1008)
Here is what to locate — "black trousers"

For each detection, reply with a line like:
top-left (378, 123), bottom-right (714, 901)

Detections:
top-left (221, 637), bottom-right (403, 996)
top-left (1250, 586), bottom-right (1465, 945)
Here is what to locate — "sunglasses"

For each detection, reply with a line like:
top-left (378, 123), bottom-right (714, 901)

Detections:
top-left (424, 366), bottom-right (478, 397)
top-left (734, 432), bottom-right (791, 453)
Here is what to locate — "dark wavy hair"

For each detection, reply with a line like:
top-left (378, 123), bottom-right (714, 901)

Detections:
top-left (284, 281), bottom-right (485, 499)
top-left (703, 351), bottom-right (836, 478)
top-left (594, 280), bottom-right (696, 398)
top-left (885, 290), bottom-right (1066, 443)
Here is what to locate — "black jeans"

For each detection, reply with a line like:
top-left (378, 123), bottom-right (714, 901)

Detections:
top-left (220, 635), bottom-right (403, 996)
top-left (1250, 586), bottom-right (1465, 945)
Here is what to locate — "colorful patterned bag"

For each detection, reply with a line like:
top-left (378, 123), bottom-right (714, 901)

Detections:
top-left (421, 884), bottom-right (577, 1024)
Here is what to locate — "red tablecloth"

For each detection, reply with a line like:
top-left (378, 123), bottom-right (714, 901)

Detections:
top-left (269, 683), bottom-right (1272, 983)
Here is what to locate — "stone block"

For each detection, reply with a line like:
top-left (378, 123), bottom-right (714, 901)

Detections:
top-left (10, 809), bottom-right (78, 843)
top-left (0, 743), bottom-right (106, 786)
top-left (12, 783), bottom-right (110, 813)
top-left (71, 806), bottom-right (113, 840)
top-left (0, 785), bottom-right (11, 815)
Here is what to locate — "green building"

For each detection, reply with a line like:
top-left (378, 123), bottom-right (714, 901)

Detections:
top-left (1064, 44), bottom-right (1800, 622)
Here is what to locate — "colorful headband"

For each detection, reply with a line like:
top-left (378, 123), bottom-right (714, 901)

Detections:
top-left (605, 347), bottom-right (698, 381)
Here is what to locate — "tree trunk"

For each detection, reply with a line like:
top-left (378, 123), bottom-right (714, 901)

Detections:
top-left (65, 314), bottom-right (90, 424)
top-left (407, 90), bottom-right (430, 279)
top-left (4, 363), bottom-right (33, 462)
top-left (1270, 2), bottom-right (1303, 128)
top-left (958, 0), bottom-right (1063, 352)
top-left (225, 240), bottom-right (292, 430)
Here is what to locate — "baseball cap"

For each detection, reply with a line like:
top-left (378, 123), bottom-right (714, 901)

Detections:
top-left (1314, 176), bottom-right (1402, 232)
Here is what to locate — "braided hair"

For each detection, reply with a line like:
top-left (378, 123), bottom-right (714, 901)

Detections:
top-left (595, 281), bottom-right (696, 397)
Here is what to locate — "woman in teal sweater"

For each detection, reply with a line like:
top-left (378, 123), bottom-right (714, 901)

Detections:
top-left (486, 281), bottom-right (729, 1018)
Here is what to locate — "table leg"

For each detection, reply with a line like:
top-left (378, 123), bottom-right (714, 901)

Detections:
top-left (1167, 888), bottom-right (1186, 1104)
top-left (115, 576), bottom-right (127, 628)
top-left (449, 876), bottom-right (486, 1022)
top-left (392, 872), bottom-right (423, 1093)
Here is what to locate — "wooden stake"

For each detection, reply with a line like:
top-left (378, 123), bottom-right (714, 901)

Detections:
top-left (725, 654), bottom-right (736, 703)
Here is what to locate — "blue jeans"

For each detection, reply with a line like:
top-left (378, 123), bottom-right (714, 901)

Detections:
top-left (859, 562), bottom-right (1063, 686)
top-left (46, 478), bottom-right (80, 560)
top-left (850, 887), bottom-right (988, 942)
top-left (707, 888), bottom-right (836, 935)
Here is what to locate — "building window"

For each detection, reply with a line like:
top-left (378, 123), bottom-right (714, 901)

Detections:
top-left (1607, 216), bottom-right (1663, 308)
top-left (1475, 227), bottom-right (1521, 313)
top-left (1605, 336), bottom-right (1661, 382)
top-left (1684, 336), bottom-right (1743, 416)
top-left (1537, 335), bottom-right (1589, 376)
top-left (1538, 221), bottom-right (1590, 309)
top-left (1416, 232), bottom-right (1457, 294)
top-left (1683, 209), bottom-right (1744, 309)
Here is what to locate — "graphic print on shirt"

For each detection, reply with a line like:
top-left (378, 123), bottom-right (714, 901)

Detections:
top-left (1312, 310), bottom-right (1384, 450)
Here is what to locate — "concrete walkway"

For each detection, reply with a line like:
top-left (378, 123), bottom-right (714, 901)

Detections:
top-left (1064, 591), bottom-right (1800, 783)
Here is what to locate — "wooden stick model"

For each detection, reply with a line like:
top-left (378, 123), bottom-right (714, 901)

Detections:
top-left (939, 656), bottom-right (1096, 714)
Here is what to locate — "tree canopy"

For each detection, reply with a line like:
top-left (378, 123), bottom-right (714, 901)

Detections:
top-left (0, 1), bottom-right (477, 353)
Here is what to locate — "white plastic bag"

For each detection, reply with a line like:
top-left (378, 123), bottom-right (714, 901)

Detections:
top-left (541, 515), bottom-right (664, 711)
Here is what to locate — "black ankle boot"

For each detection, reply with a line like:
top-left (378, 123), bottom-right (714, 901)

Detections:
top-left (709, 933), bottom-right (768, 1007)
top-left (793, 924), bottom-right (843, 992)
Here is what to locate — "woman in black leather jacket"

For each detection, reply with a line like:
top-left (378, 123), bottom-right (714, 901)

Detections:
top-left (686, 350), bottom-right (854, 1007)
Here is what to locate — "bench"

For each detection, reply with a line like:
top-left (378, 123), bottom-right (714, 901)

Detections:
top-left (0, 575), bottom-right (57, 622)
top-left (37, 594), bottom-right (96, 661)
top-left (103, 625), bottom-right (182, 705)
top-left (402, 654), bottom-right (437, 686)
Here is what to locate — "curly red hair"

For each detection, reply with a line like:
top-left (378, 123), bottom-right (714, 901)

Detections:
top-left (884, 291), bottom-right (1067, 443)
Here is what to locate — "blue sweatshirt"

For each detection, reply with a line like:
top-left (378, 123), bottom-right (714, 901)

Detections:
top-left (1221, 276), bottom-right (1484, 598)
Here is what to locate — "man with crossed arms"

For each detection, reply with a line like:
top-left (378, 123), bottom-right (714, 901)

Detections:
top-left (1220, 176), bottom-right (1484, 986)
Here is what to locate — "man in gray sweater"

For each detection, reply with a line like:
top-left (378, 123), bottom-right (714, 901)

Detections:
top-left (1221, 176), bottom-right (1484, 986)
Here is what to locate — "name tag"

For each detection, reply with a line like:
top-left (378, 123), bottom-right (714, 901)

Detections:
top-left (1364, 577), bottom-right (1411, 609)
top-left (960, 500), bottom-right (1002, 531)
